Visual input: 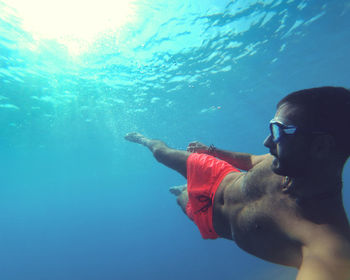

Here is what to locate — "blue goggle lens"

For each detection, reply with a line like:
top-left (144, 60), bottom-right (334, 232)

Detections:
top-left (270, 122), bottom-right (297, 143)
top-left (271, 123), bottom-right (281, 142)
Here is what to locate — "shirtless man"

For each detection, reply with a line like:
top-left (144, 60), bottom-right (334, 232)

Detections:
top-left (125, 87), bottom-right (350, 280)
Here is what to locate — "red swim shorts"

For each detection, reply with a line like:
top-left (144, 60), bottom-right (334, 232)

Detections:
top-left (186, 153), bottom-right (240, 239)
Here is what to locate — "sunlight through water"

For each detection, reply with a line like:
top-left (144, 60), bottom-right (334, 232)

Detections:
top-left (3, 0), bottom-right (137, 55)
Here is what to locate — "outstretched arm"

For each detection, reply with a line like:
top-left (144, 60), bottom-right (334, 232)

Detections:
top-left (187, 141), bottom-right (269, 171)
top-left (125, 132), bottom-right (190, 178)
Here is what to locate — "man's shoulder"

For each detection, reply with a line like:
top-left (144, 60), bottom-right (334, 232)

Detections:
top-left (236, 155), bottom-right (286, 201)
top-left (307, 227), bottom-right (350, 255)
top-left (298, 235), bottom-right (350, 280)
top-left (246, 155), bottom-right (281, 183)
top-left (251, 153), bottom-right (274, 167)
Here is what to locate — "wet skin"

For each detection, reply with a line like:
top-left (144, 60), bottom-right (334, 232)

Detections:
top-left (125, 109), bottom-right (350, 279)
top-left (212, 156), bottom-right (303, 267)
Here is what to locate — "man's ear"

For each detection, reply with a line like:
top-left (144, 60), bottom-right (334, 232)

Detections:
top-left (311, 134), bottom-right (336, 159)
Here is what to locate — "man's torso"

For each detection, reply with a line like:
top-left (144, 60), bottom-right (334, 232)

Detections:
top-left (212, 155), bottom-right (350, 268)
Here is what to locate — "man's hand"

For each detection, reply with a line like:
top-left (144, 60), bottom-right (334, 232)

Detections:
top-left (187, 141), bottom-right (210, 154)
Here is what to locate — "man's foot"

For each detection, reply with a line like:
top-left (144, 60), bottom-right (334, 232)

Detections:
top-left (124, 132), bottom-right (149, 145)
top-left (169, 184), bottom-right (187, 196)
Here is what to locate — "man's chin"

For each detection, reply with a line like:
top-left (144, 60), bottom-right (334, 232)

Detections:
top-left (270, 158), bottom-right (288, 176)
top-left (271, 157), bottom-right (305, 177)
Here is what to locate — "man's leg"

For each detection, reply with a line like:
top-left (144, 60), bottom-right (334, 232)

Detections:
top-left (125, 132), bottom-right (190, 178)
top-left (125, 133), bottom-right (193, 220)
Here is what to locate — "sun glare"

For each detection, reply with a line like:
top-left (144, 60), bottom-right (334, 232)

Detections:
top-left (6, 0), bottom-right (137, 55)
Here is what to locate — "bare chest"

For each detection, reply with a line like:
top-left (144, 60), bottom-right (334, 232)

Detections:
top-left (223, 165), bottom-right (303, 266)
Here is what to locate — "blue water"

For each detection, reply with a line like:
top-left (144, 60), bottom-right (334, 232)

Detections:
top-left (0, 0), bottom-right (349, 279)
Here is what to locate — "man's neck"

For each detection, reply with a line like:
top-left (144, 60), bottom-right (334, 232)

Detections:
top-left (283, 174), bottom-right (343, 203)
top-left (282, 174), bottom-right (348, 228)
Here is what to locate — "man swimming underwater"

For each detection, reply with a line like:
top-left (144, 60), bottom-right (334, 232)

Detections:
top-left (125, 87), bottom-right (350, 280)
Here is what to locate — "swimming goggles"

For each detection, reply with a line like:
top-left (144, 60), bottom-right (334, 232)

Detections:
top-left (269, 119), bottom-right (326, 143)
top-left (269, 120), bottom-right (297, 143)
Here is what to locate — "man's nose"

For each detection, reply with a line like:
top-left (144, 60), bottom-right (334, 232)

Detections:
top-left (263, 135), bottom-right (273, 148)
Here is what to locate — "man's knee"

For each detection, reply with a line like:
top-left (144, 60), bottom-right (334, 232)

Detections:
top-left (152, 145), bottom-right (188, 178)
top-left (176, 190), bottom-right (188, 212)
top-left (153, 146), bottom-right (169, 163)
